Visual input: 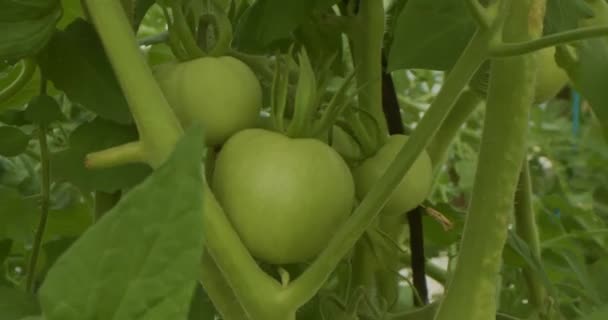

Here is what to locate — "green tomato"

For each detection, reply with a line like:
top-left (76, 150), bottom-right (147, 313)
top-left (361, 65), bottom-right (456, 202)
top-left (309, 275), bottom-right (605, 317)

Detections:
top-left (154, 56), bottom-right (262, 146)
top-left (212, 128), bottom-right (356, 264)
top-left (534, 47), bottom-right (569, 104)
top-left (353, 135), bottom-right (432, 216)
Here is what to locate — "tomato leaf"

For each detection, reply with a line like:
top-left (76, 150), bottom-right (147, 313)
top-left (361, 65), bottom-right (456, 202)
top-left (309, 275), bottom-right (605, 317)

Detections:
top-left (0, 126), bottom-right (30, 157)
top-left (556, 39), bottom-right (608, 143)
top-left (544, 0), bottom-right (593, 35)
top-left (0, 0), bottom-right (62, 62)
top-left (51, 118), bottom-right (151, 193)
top-left (38, 19), bottom-right (133, 124)
top-left (0, 63), bottom-right (53, 114)
top-left (0, 286), bottom-right (41, 320)
top-left (39, 127), bottom-right (206, 320)
top-left (0, 186), bottom-right (37, 246)
top-left (233, 0), bottom-right (338, 52)
top-left (387, 0), bottom-right (476, 71)
top-left (24, 95), bottom-right (64, 125)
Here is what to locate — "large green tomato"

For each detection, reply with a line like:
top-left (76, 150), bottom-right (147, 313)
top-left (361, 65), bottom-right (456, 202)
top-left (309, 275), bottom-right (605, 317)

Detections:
top-left (353, 135), bottom-right (432, 216)
top-left (534, 47), bottom-right (569, 104)
top-left (154, 56), bottom-right (262, 146)
top-left (212, 128), bottom-right (356, 264)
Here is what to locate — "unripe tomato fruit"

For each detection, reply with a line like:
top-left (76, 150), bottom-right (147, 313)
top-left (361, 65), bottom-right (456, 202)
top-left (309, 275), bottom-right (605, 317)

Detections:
top-left (154, 57), bottom-right (262, 146)
top-left (212, 128), bottom-right (356, 264)
top-left (534, 47), bottom-right (569, 104)
top-left (353, 135), bottom-right (432, 216)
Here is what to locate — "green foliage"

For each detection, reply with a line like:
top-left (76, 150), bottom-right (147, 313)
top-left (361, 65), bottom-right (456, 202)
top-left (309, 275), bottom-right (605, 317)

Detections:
top-left (38, 127), bottom-right (206, 320)
top-left (38, 19), bottom-right (133, 124)
top-left (387, 0), bottom-right (475, 71)
top-left (1, 1), bottom-right (608, 319)
top-left (0, 0), bottom-right (61, 62)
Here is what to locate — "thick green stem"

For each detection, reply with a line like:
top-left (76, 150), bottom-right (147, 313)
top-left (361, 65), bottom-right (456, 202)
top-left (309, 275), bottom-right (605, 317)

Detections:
top-left (0, 58), bottom-right (36, 104)
top-left (85, 0), bottom-right (183, 168)
top-left (284, 31), bottom-right (490, 310)
top-left (427, 89), bottom-right (483, 172)
top-left (200, 250), bottom-right (250, 320)
top-left (514, 159), bottom-right (546, 312)
top-left (202, 182), bottom-right (296, 320)
top-left (350, 0), bottom-right (389, 137)
top-left (433, 2), bottom-right (543, 319)
top-left (26, 123), bottom-right (50, 293)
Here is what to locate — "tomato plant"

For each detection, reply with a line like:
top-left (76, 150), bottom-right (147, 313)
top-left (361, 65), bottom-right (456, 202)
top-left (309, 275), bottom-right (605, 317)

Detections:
top-left (1, 1), bottom-right (608, 320)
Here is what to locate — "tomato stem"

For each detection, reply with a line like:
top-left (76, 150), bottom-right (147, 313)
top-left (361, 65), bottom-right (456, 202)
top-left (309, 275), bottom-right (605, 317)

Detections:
top-left (348, 0), bottom-right (389, 138)
top-left (433, 1), bottom-right (544, 318)
top-left (490, 25), bottom-right (608, 57)
top-left (25, 121), bottom-right (51, 294)
top-left (85, 0), bottom-right (183, 168)
top-left (283, 30), bottom-right (490, 310)
top-left (85, 141), bottom-right (144, 169)
top-left (200, 250), bottom-right (250, 320)
top-left (514, 158), bottom-right (547, 313)
top-left (426, 89), bottom-right (483, 173)
top-left (169, 1), bottom-right (205, 59)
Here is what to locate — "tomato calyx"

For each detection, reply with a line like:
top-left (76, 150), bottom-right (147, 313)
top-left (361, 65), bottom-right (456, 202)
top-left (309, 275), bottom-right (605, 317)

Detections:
top-left (269, 48), bottom-right (358, 140)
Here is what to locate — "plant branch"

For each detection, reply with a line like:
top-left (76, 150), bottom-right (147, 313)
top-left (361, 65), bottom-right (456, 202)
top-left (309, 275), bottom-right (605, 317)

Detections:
top-left (0, 58), bottom-right (37, 103)
top-left (466, 0), bottom-right (492, 29)
top-left (349, 0), bottom-right (389, 137)
top-left (427, 89), bottom-right (483, 173)
top-left (283, 30), bottom-right (490, 310)
top-left (433, 1), bottom-right (541, 318)
top-left (25, 87), bottom-right (51, 293)
top-left (85, 141), bottom-right (144, 168)
top-left (514, 158), bottom-right (547, 313)
top-left (490, 25), bottom-right (608, 57)
top-left (200, 250), bottom-right (250, 320)
top-left (85, 0), bottom-right (183, 168)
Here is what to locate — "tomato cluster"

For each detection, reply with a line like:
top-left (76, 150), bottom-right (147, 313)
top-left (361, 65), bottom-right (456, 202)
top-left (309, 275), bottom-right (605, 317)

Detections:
top-left (156, 56), bottom-right (433, 265)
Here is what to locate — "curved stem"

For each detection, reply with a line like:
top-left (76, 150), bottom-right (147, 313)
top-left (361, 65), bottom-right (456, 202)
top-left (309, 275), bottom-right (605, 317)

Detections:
top-left (283, 30), bottom-right (490, 310)
top-left (0, 58), bottom-right (37, 104)
top-left (433, 1), bottom-right (542, 319)
top-left (26, 121), bottom-right (51, 293)
top-left (349, 0), bottom-right (389, 136)
top-left (202, 181), bottom-right (295, 320)
top-left (85, 0), bottom-right (183, 168)
top-left (170, 2), bottom-right (205, 59)
top-left (466, 0), bottom-right (492, 29)
top-left (490, 25), bottom-right (608, 57)
top-left (514, 159), bottom-right (547, 312)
